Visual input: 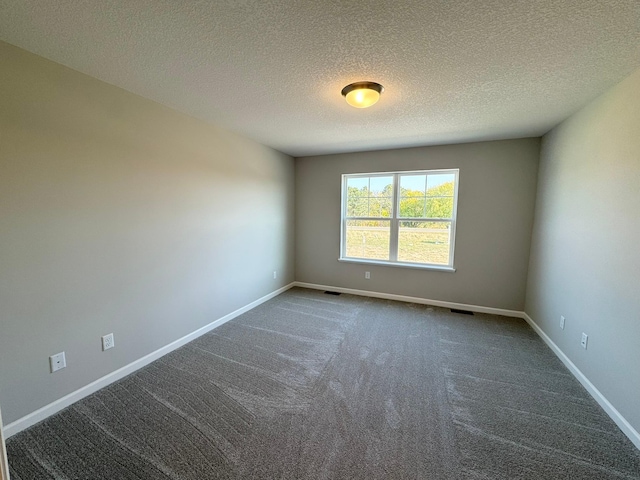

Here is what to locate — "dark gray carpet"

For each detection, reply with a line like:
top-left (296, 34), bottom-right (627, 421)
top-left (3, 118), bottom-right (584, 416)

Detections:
top-left (7, 287), bottom-right (640, 479)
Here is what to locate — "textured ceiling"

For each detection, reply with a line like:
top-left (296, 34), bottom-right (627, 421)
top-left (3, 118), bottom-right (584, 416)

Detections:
top-left (0, 1), bottom-right (639, 157)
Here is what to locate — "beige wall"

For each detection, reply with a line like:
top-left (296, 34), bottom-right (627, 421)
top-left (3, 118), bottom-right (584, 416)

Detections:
top-left (295, 139), bottom-right (540, 311)
top-left (526, 68), bottom-right (640, 433)
top-left (0, 41), bottom-right (295, 425)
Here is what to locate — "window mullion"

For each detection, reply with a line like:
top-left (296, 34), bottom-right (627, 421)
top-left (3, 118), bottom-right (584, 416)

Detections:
top-left (341, 217), bottom-right (346, 259)
top-left (389, 173), bottom-right (400, 261)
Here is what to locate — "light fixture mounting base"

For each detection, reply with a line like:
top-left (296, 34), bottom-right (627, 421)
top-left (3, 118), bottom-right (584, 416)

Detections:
top-left (341, 81), bottom-right (384, 97)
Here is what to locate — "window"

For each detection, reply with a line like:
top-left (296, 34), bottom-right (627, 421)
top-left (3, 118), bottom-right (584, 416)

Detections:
top-left (340, 169), bottom-right (459, 270)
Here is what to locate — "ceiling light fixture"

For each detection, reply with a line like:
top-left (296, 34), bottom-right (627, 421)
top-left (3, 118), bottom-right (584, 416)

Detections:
top-left (341, 81), bottom-right (384, 108)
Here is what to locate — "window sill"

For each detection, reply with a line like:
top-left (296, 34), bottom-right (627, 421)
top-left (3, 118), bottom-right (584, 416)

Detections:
top-left (338, 257), bottom-right (456, 272)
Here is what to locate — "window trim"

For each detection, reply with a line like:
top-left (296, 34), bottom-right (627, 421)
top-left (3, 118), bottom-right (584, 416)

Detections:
top-left (340, 169), bottom-right (459, 270)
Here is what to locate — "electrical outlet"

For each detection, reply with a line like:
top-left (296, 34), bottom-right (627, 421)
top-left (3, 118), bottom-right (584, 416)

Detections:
top-left (273, 271), bottom-right (277, 279)
top-left (560, 316), bottom-right (565, 330)
top-left (365, 271), bottom-right (370, 279)
top-left (581, 333), bottom-right (588, 349)
top-left (102, 333), bottom-right (115, 351)
top-left (50, 352), bottom-right (66, 373)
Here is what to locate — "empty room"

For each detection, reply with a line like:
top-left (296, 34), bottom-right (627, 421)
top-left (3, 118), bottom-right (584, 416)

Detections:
top-left (1, 1), bottom-right (639, 479)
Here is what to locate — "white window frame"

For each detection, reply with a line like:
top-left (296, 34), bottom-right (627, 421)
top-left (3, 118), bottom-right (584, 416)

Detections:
top-left (339, 169), bottom-right (459, 271)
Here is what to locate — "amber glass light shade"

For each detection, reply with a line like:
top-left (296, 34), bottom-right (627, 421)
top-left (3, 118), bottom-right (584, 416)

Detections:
top-left (341, 82), bottom-right (384, 108)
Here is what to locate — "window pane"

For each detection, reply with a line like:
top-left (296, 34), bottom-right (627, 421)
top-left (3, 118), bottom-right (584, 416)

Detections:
top-left (347, 198), bottom-right (368, 217)
top-left (346, 176), bottom-right (394, 217)
top-left (399, 197), bottom-right (425, 218)
top-left (379, 196), bottom-right (392, 217)
top-left (345, 220), bottom-right (390, 260)
top-left (397, 221), bottom-right (451, 265)
top-left (368, 197), bottom-right (393, 217)
top-left (426, 197), bottom-right (454, 218)
top-left (426, 174), bottom-right (455, 196)
top-left (400, 174), bottom-right (426, 195)
top-left (370, 176), bottom-right (393, 195)
top-left (347, 177), bottom-right (369, 191)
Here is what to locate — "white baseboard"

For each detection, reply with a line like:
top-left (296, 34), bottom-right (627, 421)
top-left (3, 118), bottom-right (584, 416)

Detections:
top-left (522, 312), bottom-right (640, 450)
top-left (3, 283), bottom-right (295, 439)
top-left (293, 282), bottom-right (524, 318)
top-left (0, 408), bottom-right (9, 480)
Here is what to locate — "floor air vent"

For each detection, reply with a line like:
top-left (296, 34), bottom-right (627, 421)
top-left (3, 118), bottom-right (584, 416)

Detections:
top-left (324, 291), bottom-right (341, 296)
top-left (451, 308), bottom-right (474, 315)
